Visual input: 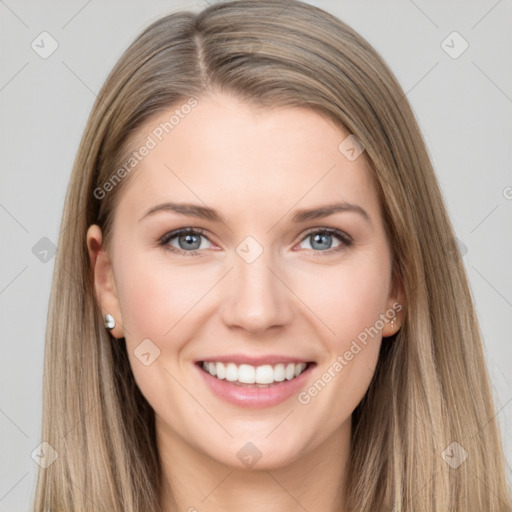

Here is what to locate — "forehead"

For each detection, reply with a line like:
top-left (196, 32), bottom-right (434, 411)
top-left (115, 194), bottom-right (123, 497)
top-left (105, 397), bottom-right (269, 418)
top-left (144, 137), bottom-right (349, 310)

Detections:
top-left (116, 93), bottom-right (379, 223)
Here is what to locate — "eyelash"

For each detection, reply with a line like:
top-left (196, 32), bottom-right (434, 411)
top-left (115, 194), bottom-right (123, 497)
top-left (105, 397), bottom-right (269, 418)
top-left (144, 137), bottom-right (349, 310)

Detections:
top-left (157, 227), bottom-right (353, 257)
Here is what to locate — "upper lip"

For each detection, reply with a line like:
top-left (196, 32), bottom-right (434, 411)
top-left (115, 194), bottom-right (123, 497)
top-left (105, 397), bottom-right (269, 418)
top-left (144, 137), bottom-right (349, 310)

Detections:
top-left (196, 354), bottom-right (315, 366)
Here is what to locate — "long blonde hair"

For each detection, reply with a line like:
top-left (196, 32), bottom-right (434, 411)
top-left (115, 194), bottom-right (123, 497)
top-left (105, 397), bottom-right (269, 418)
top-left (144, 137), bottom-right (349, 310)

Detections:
top-left (33, 1), bottom-right (511, 510)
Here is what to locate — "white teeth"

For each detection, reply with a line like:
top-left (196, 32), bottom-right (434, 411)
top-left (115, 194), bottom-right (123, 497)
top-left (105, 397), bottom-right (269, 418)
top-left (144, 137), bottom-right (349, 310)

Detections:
top-left (216, 362), bottom-right (226, 379)
top-left (285, 363), bottom-right (296, 380)
top-left (273, 364), bottom-right (285, 382)
top-left (225, 363), bottom-right (238, 382)
top-left (238, 364), bottom-right (255, 384)
top-left (201, 361), bottom-right (308, 384)
top-left (255, 365), bottom-right (274, 384)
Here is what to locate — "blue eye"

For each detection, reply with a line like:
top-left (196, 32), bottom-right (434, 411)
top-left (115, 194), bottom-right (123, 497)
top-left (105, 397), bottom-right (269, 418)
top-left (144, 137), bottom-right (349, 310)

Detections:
top-left (297, 228), bottom-right (352, 255)
top-left (158, 228), bottom-right (211, 255)
top-left (158, 227), bottom-right (352, 256)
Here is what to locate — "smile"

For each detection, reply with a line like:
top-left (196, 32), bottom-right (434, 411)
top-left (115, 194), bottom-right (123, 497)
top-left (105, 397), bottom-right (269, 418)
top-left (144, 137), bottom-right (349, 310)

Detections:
top-left (195, 359), bottom-right (316, 408)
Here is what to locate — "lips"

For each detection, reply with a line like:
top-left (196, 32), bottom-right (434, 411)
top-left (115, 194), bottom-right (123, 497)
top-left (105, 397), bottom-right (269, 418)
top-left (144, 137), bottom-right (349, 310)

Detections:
top-left (194, 354), bottom-right (317, 408)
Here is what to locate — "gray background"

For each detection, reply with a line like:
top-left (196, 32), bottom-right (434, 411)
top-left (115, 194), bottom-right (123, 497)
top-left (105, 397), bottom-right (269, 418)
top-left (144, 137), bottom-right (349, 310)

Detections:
top-left (1, 0), bottom-right (511, 509)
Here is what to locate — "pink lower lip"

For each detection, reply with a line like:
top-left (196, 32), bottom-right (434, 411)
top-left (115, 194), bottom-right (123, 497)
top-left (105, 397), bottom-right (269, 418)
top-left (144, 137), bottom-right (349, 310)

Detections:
top-left (195, 362), bottom-right (316, 408)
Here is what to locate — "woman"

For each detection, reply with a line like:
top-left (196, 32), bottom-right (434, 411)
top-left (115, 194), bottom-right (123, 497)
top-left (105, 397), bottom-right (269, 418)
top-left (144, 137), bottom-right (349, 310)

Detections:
top-left (33, 0), bottom-right (511, 510)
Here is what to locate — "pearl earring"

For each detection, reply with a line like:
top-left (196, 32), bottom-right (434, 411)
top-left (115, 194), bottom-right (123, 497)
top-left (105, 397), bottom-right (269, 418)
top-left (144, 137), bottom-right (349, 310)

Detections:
top-left (104, 313), bottom-right (116, 330)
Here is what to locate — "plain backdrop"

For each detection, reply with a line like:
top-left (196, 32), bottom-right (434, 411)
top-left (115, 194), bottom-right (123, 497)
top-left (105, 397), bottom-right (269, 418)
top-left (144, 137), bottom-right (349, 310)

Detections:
top-left (1, 0), bottom-right (511, 509)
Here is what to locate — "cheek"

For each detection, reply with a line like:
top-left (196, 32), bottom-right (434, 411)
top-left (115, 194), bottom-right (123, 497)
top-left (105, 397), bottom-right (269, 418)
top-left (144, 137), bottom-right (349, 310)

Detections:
top-left (294, 258), bottom-right (389, 429)
top-left (115, 251), bottom-right (217, 342)
top-left (113, 252), bottom-right (218, 411)
top-left (292, 250), bottom-right (392, 348)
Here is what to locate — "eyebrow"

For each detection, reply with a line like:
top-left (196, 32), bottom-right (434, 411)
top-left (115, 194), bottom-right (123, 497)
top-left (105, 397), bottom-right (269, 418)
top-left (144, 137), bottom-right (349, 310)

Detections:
top-left (139, 201), bottom-right (371, 224)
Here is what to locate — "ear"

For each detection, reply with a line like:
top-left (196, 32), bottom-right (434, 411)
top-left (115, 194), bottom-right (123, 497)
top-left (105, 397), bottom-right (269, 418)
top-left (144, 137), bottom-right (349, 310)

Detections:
top-left (382, 266), bottom-right (405, 338)
top-left (86, 224), bottom-right (124, 339)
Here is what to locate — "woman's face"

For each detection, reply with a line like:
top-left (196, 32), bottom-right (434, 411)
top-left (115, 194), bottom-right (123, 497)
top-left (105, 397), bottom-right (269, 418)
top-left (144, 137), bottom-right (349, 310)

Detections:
top-left (88, 92), bottom-right (402, 470)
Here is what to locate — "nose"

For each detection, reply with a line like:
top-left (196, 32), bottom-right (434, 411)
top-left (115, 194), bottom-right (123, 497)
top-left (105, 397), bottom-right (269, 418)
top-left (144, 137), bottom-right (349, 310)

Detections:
top-left (219, 248), bottom-right (294, 336)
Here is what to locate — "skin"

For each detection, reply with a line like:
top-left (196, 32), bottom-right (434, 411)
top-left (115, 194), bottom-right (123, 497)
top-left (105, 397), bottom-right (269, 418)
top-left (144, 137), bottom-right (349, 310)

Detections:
top-left (87, 92), bottom-right (404, 512)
